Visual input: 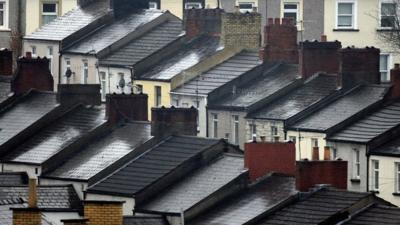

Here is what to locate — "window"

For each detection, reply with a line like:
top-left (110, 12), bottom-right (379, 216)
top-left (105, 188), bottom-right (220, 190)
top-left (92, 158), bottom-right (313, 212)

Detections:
top-left (271, 126), bottom-right (279, 142)
top-left (212, 113), bottom-right (218, 138)
top-left (372, 160), bottom-right (379, 191)
top-left (283, 2), bottom-right (299, 24)
top-left (64, 58), bottom-right (71, 83)
top-left (118, 73), bottom-right (125, 92)
top-left (136, 84), bottom-right (143, 94)
top-left (311, 138), bottom-right (318, 147)
top-left (82, 60), bottom-right (88, 84)
top-left (289, 136), bottom-right (296, 144)
top-left (149, 1), bottom-right (158, 9)
top-left (100, 72), bottom-right (107, 100)
top-left (42, 2), bottom-right (58, 25)
top-left (396, 163), bottom-right (400, 193)
top-left (185, 2), bottom-right (202, 9)
top-left (380, 1), bottom-right (397, 28)
top-left (336, 1), bottom-right (356, 29)
top-left (0, 0), bottom-right (8, 29)
top-left (239, 2), bottom-right (255, 13)
top-left (353, 149), bottom-right (360, 179)
top-left (31, 46), bottom-right (37, 57)
top-left (232, 115), bottom-right (239, 144)
top-left (249, 123), bottom-right (257, 141)
top-left (380, 54), bottom-right (391, 82)
top-left (47, 46), bottom-right (53, 73)
top-left (155, 86), bottom-right (162, 107)
top-left (194, 100), bottom-right (200, 108)
top-left (173, 99), bottom-right (179, 107)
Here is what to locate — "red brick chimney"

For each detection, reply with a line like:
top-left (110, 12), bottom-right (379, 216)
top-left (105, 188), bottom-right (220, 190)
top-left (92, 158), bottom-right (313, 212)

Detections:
top-left (244, 142), bottom-right (296, 182)
top-left (296, 159), bottom-right (347, 192)
top-left (106, 93), bottom-right (148, 125)
top-left (151, 106), bottom-right (198, 137)
top-left (299, 36), bottom-right (342, 79)
top-left (12, 178), bottom-right (41, 225)
top-left (57, 84), bottom-right (101, 106)
top-left (0, 48), bottom-right (13, 76)
top-left (338, 47), bottom-right (380, 88)
top-left (312, 146), bottom-right (319, 161)
top-left (324, 146), bottom-right (331, 160)
top-left (184, 8), bottom-right (224, 39)
top-left (259, 18), bottom-right (298, 63)
top-left (390, 64), bottom-right (400, 99)
top-left (11, 52), bottom-right (54, 95)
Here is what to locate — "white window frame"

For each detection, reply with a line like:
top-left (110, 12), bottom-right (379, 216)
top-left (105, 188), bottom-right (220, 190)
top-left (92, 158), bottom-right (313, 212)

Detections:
top-left (149, 1), bottom-right (158, 9)
top-left (238, 2), bottom-right (255, 13)
top-left (100, 71), bottom-right (107, 101)
top-left (395, 162), bottom-right (400, 193)
top-left (379, 0), bottom-right (398, 29)
top-left (185, 2), bottom-right (202, 9)
top-left (212, 113), bottom-right (218, 138)
top-left (41, 2), bottom-right (59, 25)
top-left (0, 0), bottom-right (9, 30)
top-left (155, 86), bottom-right (162, 107)
top-left (31, 46), bottom-right (37, 57)
top-left (249, 122), bottom-right (257, 141)
top-left (353, 149), bottom-right (360, 179)
top-left (372, 160), bottom-right (380, 191)
top-left (232, 115), bottom-right (239, 145)
top-left (82, 59), bottom-right (88, 84)
top-left (335, 0), bottom-right (357, 29)
top-left (282, 2), bottom-right (299, 22)
top-left (47, 46), bottom-right (53, 74)
top-left (311, 138), bottom-right (319, 147)
top-left (380, 53), bottom-right (392, 82)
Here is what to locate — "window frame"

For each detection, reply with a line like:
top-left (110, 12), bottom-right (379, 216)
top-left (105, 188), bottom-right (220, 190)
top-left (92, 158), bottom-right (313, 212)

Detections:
top-left (232, 115), bottom-right (239, 145)
top-left (311, 138), bottom-right (319, 147)
top-left (212, 113), bottom-right (218, 138)
top-left (155, 86), bottom-right (162, 107)
top-left (372, 160), bottom-right (380, 191)
top-left (100, 71), bottom-right (107, 101)
top-left (41, 1), bottom-right (59, 26)
top-left (380, 53), bottom-right (392, 82)
top-left (283, 2), bottom-right (299, 23)
top-left (395, 162), bottom-right (400, 193)
top-left (148, 1), bottom-right (158, 9)
top-left (82, 59), bottom-right (88, 84)
top-left (238, 2), bottom-right (255, 13)
top-left (379, 0), bottom-right (398, 29)
top-left (185, 2), bottom-right (202, 9)
top-left (0, 0), bottom-right (9, 30)
top-left (335, 0), bottom-right (357, 30)
top-left (353, 149), bottom-right (361, 179)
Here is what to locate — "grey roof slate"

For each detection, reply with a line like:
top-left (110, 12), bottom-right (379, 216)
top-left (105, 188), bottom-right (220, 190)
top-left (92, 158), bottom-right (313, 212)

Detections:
top-left (328, 101), bottom-right (400, 143)
top-left (172, 51), bottom-right (262, 96)
top-left (124, 216), bottom-right (169, 225)
top-left (88, 136), bottom-right (221, 196)
top-left (370, 138), bottom-right (400, 156)
top-left (210, 63), bottom-right (299, 109)
top-left (189, 175), bottom-right (296, 225)
top-left (25, 0), bottom-right (110, 41)
top-left (99, 19), bottom-right (183, 67)
top-left (249, 74), bottom-right (337, 120)
top-left (0, 173), bottom-right (28, 186)
top-left (2, 106), bottom-right (106, 164)
top-left (139, 154), bottom-right (245, 214)
top-left (289, 85), bottom-right (388, 132)
top-left (344, 204), bottom-right (400, 225)
top-left (0, 76), bottom-right (11, 103)
top-left (138, 36), bottom-right (222, 80)
top-left (0, 185), bottom-right (81, 210)
top-left (45, 122), bottom-right (152, 181)
top-left (257, 189), bottom-right (370, 225)
top-left (65, 9), bottom-right (164, 54)
top-left (0, 91), bottom-right (58, 146)
top-left (0, 202), bottom-right (25, 225)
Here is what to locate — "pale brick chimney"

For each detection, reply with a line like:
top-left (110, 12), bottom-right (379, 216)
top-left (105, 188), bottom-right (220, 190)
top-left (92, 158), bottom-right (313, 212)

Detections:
top-left (84, 201), bottom-right (123, 225)
top-left (61, 219), bottom-right (89, 225)
top-left (12, 179), bottom-right (41, 225)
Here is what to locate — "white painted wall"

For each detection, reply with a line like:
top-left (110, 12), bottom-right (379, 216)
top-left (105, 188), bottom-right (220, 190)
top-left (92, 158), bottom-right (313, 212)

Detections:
top-left (98, 66), bottom-right (133, 100)
top-left (60, 54), bottom-right (98, 85)
top-left (40, 178), bottom-right (87, 200)
top-left (43, 212), bottom-right (81, 225)
top-left (85, 193), bottom-right (135, 216)
top-left (286, 130), bottom-right (327, 160)
top-left (1, 163), bottom-right (41, 179)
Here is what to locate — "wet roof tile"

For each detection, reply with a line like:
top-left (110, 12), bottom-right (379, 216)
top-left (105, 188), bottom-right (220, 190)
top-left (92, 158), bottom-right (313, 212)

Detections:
top-left (344, 204), bottom-right (400, 225)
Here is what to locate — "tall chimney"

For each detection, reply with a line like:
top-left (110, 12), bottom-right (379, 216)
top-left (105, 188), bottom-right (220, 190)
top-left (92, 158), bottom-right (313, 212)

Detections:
top-left (11, 53), bottom-right (54, 95)
top-left (28, 178), bottom-right (38, 208)
top-left (184, 8), bottom-right (223, 39)
top-left (151, 106), bottom-right (197, 137)
top-left (12, 179), bottom-right (41, 225)
top-left (84, 201), bottom-right (123, 225)
top-left (390, 63), bottom-right (400, 99)
top-left (0, 48), bottom-right (13, 75)
top-left (57, 84), bottom-right (101, 106)
top-left (244, 142), bottom-right (296, 182)
top-left (260, 18), bottom-right (298, 63)
top-left (106, 93), bottom-right (148, 125)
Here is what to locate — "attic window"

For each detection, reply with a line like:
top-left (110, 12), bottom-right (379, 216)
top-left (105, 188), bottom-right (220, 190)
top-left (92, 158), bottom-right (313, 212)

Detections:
top-left (42, 2), bottom-right (58, 25)
top-left (185, 2), bottom-right (202, 9)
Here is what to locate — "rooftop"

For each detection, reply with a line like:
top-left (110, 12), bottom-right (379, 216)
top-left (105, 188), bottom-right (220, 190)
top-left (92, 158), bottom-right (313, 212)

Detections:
top-left (25, 0), bottom-right (110, 41)
top-left (0, 76), bottom-right (11, 103)
top-left (139, 154), bottom-right (245, 214)
top-left (2, 106), bottom-right (106, 165)
top-left (44, 122), bottom-right (152, 182)
top-left (289, 85), bottom-right (388, 132)
top-left (328, 101), bottom-right (400, 143)
top-left (209, 63), bottom-right (299, 110)
top-left (0, 91), bottom-right (58, 146)
top-left (99, 19), bottom-right (183, 67)
top-left (87, 136), bottom-right (221, 197)
top-left (65, 9), bottom-right (165, 54)
top-left (344, 204), bottom-right (400, 225)
top-left (248, 74), bottom-right (338, 120)
top-left (189, 175), bottom-right (296, 225)
top-left (0, 172), bottom-right (28, 186)
top-left (171, 50), bottom-right (262, 96)
top-left (137, 36), bottom-right (222, 81)
top-left (256, 189), bottom-right (371, 225)
top-left (370, 137), bottom-right (400, 157)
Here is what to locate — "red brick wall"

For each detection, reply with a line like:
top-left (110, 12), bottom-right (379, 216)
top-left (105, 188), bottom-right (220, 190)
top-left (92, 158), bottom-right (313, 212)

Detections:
top-left (0, 49), bottom-right (13, 75)
top-left (296, 160), bottom-right (347, 192)
top-left (106, 93), bottom-right (148, 124)
top-left (244, 142), bottom-right (296, 182)
top-left (184, 8), bottom-right (223, 39)
top-left (390, 64), bottom-right (400, 99)
top-left (151, 106), bottom-right (198, 137)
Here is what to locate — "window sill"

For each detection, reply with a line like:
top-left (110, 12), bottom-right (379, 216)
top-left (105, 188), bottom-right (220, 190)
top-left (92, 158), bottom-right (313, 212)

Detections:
top-left (350, 178), bottom-right (360, 183)
top-left (393, 192), bottom-right (400, 196)
top-left (0, 28), bottom-right (11, 32)
top-left (333, 29), bottom-right (360, 32)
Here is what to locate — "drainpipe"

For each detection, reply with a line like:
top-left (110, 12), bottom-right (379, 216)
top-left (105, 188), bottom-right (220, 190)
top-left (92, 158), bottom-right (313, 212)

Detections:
top-left (58, 42), bottom-right (62, 86)
top-left (366, 145), bottom-right (370, 192)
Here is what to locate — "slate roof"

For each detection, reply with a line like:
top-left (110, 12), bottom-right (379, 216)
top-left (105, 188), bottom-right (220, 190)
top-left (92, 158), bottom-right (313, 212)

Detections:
top-left (289, 85), bottom-right (388, 132)
top-left (99, 19), bottom-right (183, 67)
top-left (45, 122), bottom-right (152, 181)
top-left (370, 138), bottom-right (400, 157)
top-left (189, 175), bottom-right (296, 225)
top-left (171, 51), bottom-right (262, 96)
top-left (24, 0), bottom-right (110, 41)
top-left (2, 106), bottom-right (106, 165)
top-left (124, 216), bottom-right (170, 225)
top-left (88, 136), bottom-right (221, 196)
top-left (328, 101), bottom-right (400, 143)
top-left (0, 202), bottom-right (25, 225)
top-left (0, 185), bottom-right (81, 210)
top-left (209, 63), bottom-right (299, 110)
top-left (139, 154), bottom-right (245, 214)
top-left (137, 36), bottom-right (222, 81)
top-left (0, 172), bottom-right (28, 186)
top-left (0, 91), bottom-right (58, 146)
top-left (344, 204), bottom-right (400, 225)
top-left (257, 189), bottom-right (371, 225)
top-left (0, 76), bottom-right (11, 103)
top-left (65, 10), bottom-right (164, 54)
top-left (248, 74), bottom-right (337, 120)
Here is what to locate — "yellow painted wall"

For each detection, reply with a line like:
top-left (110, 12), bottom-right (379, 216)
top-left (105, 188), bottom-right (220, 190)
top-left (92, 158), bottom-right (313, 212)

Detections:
top-left (134, 80), bottom-right (171, 119)
top-left (25, 0), bottom-right (77, 35)
top-left (287, 130), bottom-right (326, 160)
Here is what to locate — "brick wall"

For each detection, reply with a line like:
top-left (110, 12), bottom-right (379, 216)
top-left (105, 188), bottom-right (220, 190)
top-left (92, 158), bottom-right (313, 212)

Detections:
top-left (84, 201), bottom-right (123, 225)
top-left (0, 49), bottom-right (13, 75)
top-left (245, 119), bottom-right (285, 143)
top-left (184, 8), bottom-right (223, 39)
top-left (390, 64), bottom-right (400, 99)
top-left (12, 209), bottom-right (41, 225)
top-left (106, 93), bottom-right (148, 124)
top-left (221, 12), bottom-right (261, 49)
top-left (62, 219), bottom-right (89, 225)
top-left (57, 84), bottom-right (101, 106)
top-left (151, 106), bottom-right (197, 137)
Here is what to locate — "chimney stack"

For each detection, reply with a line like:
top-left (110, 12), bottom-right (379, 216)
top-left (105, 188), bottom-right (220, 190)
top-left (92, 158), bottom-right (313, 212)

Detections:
top-left (84, 201), bottom-right (123, 225)
top-left (61, 219), bottom-right (89, 225)
top-left (184, 8), bottom-right (223, 39)
top-left (11, 54), bottom-right (54, 95)
top-left (106, 93), bottom-right (148, 125)
top-left (12, 179), bottom-right (41, 225)
top-left (312, 146), bottom-right (319, 161)
top-left (28, 178), bottom-right (38, 208)
top-left (57, 84), bottom-right (101, 107)
top-left (0, 48), bottom-right (13, 76)
top-left (299, 38), bottom-right (342, 79)
top-left (324, 146), bottom-right (331, 160)
top-left (338, 47), bottom-right (380, 88)
top-left (244, 141), bottom-right (296, 182)
top-left (296, 159), bottom-right (347, 192)
top-left (112, 0), bottom-right (149, 18)
top-left (390, 63), bottom-right (400, 99)
top-left (259, 18), bottom-right (298, 63)
top-left (151, 106), bottom-right (197, 137)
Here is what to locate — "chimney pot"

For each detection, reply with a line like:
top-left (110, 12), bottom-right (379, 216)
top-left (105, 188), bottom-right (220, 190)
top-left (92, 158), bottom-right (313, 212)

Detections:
top-left (25, 52), bottom-right (32, 58)
top-left (321, 35), bottom-right (327, 42)
top-left (28, 179), bottom-right (38, 208)
top-left (268, 18), bottom-right (274, 25)
top-left (274, 18), bottom-right (281, 25)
